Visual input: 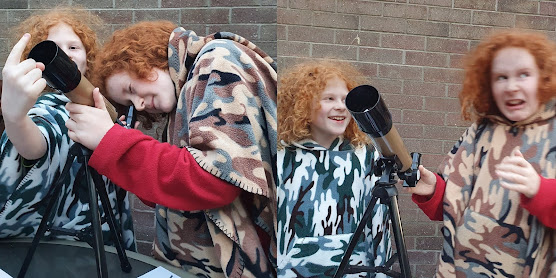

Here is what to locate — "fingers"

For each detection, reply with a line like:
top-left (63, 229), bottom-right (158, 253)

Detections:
top-left (5, 33), bottom-right (30, 66)
top-left (93, 88), bottom-right (107, 110)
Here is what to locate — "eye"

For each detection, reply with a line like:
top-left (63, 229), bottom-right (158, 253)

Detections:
top-left (519, 72), bottom-right (529, 78)
top-left (495, 75), bottom-right (507, 81)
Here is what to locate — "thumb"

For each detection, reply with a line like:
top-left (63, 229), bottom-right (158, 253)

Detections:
top-left (513, 148), bottom-right (523, 157)
top-left (93, 88), bottom-right (106, 110)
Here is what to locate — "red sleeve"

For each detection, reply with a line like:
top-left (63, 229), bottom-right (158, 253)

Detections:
top-left (411, 173), bottom-right (445, 221)
top-left (521, 176), bottom-right (556, 229)
top-left (89, 125), bottom-right (241, 211)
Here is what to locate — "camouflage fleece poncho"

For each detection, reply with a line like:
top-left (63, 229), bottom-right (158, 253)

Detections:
top-left (152, 28), bottom-right (277, 277)
top-left (436, 99), bottom-right (556, 277)
top-left (0, 93), bottom-right (135, 250)
top-left (277, 138), bottom-right (391, 277)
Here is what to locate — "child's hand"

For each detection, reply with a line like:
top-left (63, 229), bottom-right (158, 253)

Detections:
top-left (495, 148), bottom-right (540, 198)
top-left (66, 88), bottom-right (114, 150)
top-left (405, 165), bottom-right (437, 197)
top-left (1, 33), bottom-right (47, 123)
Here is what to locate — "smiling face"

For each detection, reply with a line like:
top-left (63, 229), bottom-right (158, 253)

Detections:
top-left (491, 47), bottom-right (541, 122)
top-left (309, 77), bottom-right (351, 148)
top-left (105, 68), bottom-right (176, 114)
top-left (47, 23), bottom-right (88, 75)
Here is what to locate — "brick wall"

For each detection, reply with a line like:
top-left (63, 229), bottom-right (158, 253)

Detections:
top-left (0, 0), bottom-right (276, 256)
top-left (278, 0), bottom-right (556, 277)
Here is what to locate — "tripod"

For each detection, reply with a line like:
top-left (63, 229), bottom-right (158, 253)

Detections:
top-left (17, 143), bottom-right (132, 278)
top-left (334, 155), bottom-right (419, 278)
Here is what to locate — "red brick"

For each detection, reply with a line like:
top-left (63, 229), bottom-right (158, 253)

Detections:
top-left (181, 8), bottom-right (230, 24)
top-left (289, 0), bottom-right (336, 12)
top-left (515, 14), bottom-right (556, 31)
top-left (278, 8), bottom-right (312, 26)
top-left (415, 263), bottom-right (440, 278)
top-left (424, 96), bottom-right (460, 112)
top-left (208, 25), bottom-right (259, 40)
top-left (472, 11), bottom-right (515, 27)
top-left (403, 110), bottom-right (448, 125)
top-left (232, 7), bottom-right (276, 24)
top-left (312, 43), bottom-right (358, 60)
top-left (313, 12), bottom-right (359, 29)
top-left (360, 47), bottom-right (404, 64)
top-left (383, 94), bottom-right (424, 110)
top-left (421, 153), bottom-right (448, 168)
top-left (403, 81), bottom-right (446, 97)
top-left (423, 125), bottom-right (467, 141)
top-left (337, 0), bottom-right (382, 16)
top-left (423, 67), bottom-right (463, 83)
top-left (367, 78), bottom-right (403, 94)
top-left (406, 51), bottom-right (448, 67)
top-left (91, 10), bottom-right (133, 25)
top-left (336, 30), bottom-right (380, 47)
top-left (427, 37), bottom-right (470, 54)
top-left (397, 123), bottom-right (425, 139)
top-left (351, 62), bottom-right (379, 79)
top-left (449, 53), bottom-right (466, 69)
top-left (361, 15), bottom-right (408, 33)
top-left (277, 24), bottom-right (286, 40)
top-left (450, 24), bottom-right (497, 40)
top-left (498, 0), bottom-right (539, 14)
top-left (287, 25), bottom-right (335, 43)
top-left (116, 0), bottom-right (159, 8)
top-left (428, 7), bottom-right (471, 23)
top-left (212, 0), bottom-right (259, 6)
top-left (415, 236), bottom-right (443, 250)
top-left (382, 34), bottom-right (426, 51)
top-left (135, 9), bottom-right (180, 21)
top-left (407, 20), bottom-right (449, 36)
top-left (278, 41), bottom-right (311, 57)
top-left (161, 0), bottom-right (206, 8)
top-left (454, 0), bottom-right (496, 10)
top-left (379, 64), bottom-right (422, 80)
top-left (445, 112), bottom-right (472, 127)
top-left (408, 0), bottom-right (451, 7)
top-left (540, 2), bottom-right (556, 16)
top-left (447, 84), bottom-right (463, 98)
top-left (384, 3), bottom-right (428, 20)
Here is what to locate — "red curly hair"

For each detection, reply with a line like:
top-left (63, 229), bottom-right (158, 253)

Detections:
top-left (461, 29), bottom-right (556, 122)
top-left (14, 6), bottom-right (103, 79)
top-left (278, 60), bottom-right (371, 148)
top-left (91, 20), bottom-right (178, 129)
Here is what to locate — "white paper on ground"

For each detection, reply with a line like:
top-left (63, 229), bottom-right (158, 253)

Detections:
top-left (0, 268), bottom-right (12, 278)
top-left (138, 266), bottom-right (181, 278)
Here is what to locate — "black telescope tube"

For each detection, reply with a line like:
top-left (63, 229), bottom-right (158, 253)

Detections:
top-left (345, 85), bottom-right (392, 138)
top-left (28, 40), bottom-right (81, 93)
top-left (345, 85), bottom-right (413, 172)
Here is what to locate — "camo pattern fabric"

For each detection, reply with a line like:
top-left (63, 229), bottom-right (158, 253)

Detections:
top-left (0, 93), bottom-right (136, 250)
top-left (153, 28), bottom-right (277, 277)
top-left (436, 99), bottom-right (556, 277)
top-left (277, 138), bottom-right (391, 278)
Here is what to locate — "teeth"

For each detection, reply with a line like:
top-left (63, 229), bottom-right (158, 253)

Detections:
top-left (507, 100), bottom-right (523, 105)
top-left (330, 117), bottom-right (345, 120)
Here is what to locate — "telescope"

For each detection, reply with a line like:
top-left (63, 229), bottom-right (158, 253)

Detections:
top-left (27, 40), bottom-right (118, 121)
top-left (345, 85), bottom-right (420, 186)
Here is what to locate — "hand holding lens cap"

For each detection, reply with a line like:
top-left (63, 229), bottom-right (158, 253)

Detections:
top-left (27, 40), bottom-right (118, 121)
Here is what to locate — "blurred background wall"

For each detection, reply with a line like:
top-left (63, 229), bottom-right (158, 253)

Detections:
top-left (278, 0), bottom-right (556, 277)
top-left (0, 0), bottom-right (277, 256)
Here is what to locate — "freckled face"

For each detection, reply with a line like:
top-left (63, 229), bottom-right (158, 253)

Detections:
top-left (491, 47), bottom-right (541, 122)
top-left (105, 68), bottom-right (176, 114)
top-left (309, 77), bottom-right (351, 148)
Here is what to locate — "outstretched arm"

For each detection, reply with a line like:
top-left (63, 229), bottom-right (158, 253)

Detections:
top-left (2, 34), bottom-right (47, 160)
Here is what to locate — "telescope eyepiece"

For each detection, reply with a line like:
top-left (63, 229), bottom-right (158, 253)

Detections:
top-left (28, 40), bottom-right (81, 93)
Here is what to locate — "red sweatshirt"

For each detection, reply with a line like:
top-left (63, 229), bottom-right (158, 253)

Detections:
top-left (89, 125), bottom-right (240, 211)
top-left (412, 173), bottom-right (556, 228)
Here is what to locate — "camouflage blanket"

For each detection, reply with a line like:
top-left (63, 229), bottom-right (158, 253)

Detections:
top-left (277, 138), bottom-right (391, 277)
top-left (436, 99), bottom-right (556, 277)
top-left (153, 28), bottom-right (277, 277)
top-left (0, 93), bottom-right (135, 250)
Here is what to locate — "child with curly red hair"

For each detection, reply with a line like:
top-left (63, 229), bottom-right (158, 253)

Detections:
top-left (64, 21), bottom-right (277, 277)
top-left (0, 6), bottom-right (135, 250)
top-left (277, 60), bottom-right (392, 277)
top-left (409, 29), bottom-right (556, 277)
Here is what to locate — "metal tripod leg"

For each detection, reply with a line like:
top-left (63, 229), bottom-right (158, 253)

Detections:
top-left (333, 184), bottom-right (412, 278)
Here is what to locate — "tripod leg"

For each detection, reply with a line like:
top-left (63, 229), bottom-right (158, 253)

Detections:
top-left (84, 161), bottom-right (108, 278)
top-left (333, 192), bottom-right (380, 278)
top-left (91, 169), bottom-right (132, 273)
top-left (17, 162), bottom-right (71, 278)
top-left (384, 187), bottom-right (412, 278)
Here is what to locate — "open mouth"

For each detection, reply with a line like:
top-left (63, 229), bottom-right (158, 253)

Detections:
top-left (329, 116), bottom-right (346, 121)
top-left (506, 99), bottom-right (525, 108)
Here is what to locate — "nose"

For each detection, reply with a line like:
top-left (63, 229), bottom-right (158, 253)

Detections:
top-left (506, 78), bottom-right (519, 92)
top-left (131, 96), bottom-right (146, 111)
top-left (333, 99), bottom-right (347, 110)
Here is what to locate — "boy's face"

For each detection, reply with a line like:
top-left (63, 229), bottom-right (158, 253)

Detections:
top-left (309, 76), bottom-right (351, 148)
top-left (105, 68), bottom-right (176, 114)
top-left (491, 47), bottom-right (540, 122)
top-left (47, 23), bottom-right (87, 75)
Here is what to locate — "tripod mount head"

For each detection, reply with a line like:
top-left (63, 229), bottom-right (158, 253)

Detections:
top-left (345, 85), bottom-right (421, 187)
